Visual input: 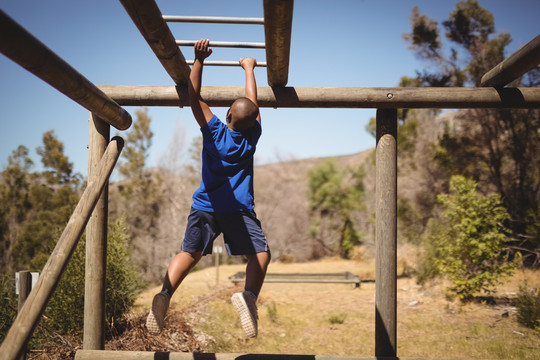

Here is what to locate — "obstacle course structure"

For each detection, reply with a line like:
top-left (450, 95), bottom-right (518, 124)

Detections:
top-left (1, 1), bottom-right (539, 359)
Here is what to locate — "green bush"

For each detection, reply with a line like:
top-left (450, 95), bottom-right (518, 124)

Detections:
top-left (0, 273), bottom-right (18, 342)
top-left (34, 218), bottom-right (144, 338)
top-left (516, 283), bottom-right (540, 333)
top-left (104, 218), bottom-right (145, 335)
top-left (419, 175), bottom-right (520, 300)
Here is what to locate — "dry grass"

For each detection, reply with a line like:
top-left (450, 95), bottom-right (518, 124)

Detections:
top-left (133, 256), bottom-right (540, 359)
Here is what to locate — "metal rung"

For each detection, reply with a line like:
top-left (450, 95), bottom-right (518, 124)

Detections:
top-left (163, 15), bottom-right (264, 25)
top-left (176, 40), bottom-right (265, 49)
top-left (186, 60), bottom-right (267, 67)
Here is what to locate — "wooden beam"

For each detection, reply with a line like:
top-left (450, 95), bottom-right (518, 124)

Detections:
top-left (0, 137), bottom-right (124, 360)
top-left (83, 114), bottom-right (110, 350)
top-left (75, 351), bottom-right (392, 360)
top-left (119, 0), bottom-right (191, 86)
top-left (263, 0), bottom-right (294, 87)
top-left (0, 10), bottom-right (132, 130)
top-left (97, 85), bottom-right (540, 109)
top-left (481, 35), bottom-right (540, 88)
top-left (375, 109), bottom-right (397, 357)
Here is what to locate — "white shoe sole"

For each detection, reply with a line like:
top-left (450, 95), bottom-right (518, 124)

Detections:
top-left (231, 292), bottom-right (257, 338)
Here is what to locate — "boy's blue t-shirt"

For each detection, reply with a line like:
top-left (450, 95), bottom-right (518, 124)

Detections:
top-left (192, 115), bottom-right (262, 212)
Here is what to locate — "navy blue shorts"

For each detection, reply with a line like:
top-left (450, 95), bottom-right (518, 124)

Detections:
top-left (181, 207), bottom-right (269, 256)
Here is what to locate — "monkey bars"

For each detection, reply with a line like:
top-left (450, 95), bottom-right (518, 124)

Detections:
top-left (163, 15), bottom-right (265, 25)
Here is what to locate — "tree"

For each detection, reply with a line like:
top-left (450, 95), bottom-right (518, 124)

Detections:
top-left (0, 146), bottom-right (33, 271)
top-left (307, 159), bottom-right (365, 258)
top-left (403, 0), bottom-right (540, 266)
top-left (9, 133), bottom-right (80, 269)
top-left (403, 0), bottom-right (509, 87)
top-left (184, 136), bottom-right (203, 183)
top-left (420, 175), bottom-right (520, 300)
top-left (37, 130), bottom-right (78, 185)
top-left (118, 108), bottom-right (153, 179)
top-left (111, 108), bottom-right (163, 282)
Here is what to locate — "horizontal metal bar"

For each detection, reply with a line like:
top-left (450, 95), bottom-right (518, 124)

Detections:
top-left (186, 60), bottom-right (267, 67)
top-left (163, 15), bottom-right (264, 25)
top-left (176, 40), bottom-right (265, 49)
top-left (97, 85), bottom-right (540, 109)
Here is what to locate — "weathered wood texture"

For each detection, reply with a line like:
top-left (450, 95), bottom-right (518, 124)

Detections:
top-left (119, 0), bottom-right (191, 85)
top-left (263, 0), bottom-right (294, 87)
top-left (83, 114), bottom-right (110, 350)
top-left (0, 10), bottom-right (132, 130)
top-left (17, 271), bottom-right (32, 360)
top-left (75, 350), bottom-right (417, 360)
top-left (481, 35), bottom-right (540, 88)
top-left (0, 137), bottom-right (124, 360)
top-left (375, 109), bottom-right (397, 357)
top-left (97, 85), bottom-right (540, 109)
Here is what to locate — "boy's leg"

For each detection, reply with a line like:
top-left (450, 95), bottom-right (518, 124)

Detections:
top-left (146, 251), bottom-right (202, 334)
top-left (231, 250), bottom-right (270, 338)
top-left (163, 251), bottom-right (203, 295)
top-left (245, 250), bottom-right (271, 296)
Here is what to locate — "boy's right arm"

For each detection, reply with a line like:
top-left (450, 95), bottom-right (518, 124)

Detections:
top-left (188, 39), bottom-right (214, 128)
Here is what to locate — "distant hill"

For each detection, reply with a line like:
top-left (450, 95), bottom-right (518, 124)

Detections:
top-left (111, 109), bottom-right (454, 284)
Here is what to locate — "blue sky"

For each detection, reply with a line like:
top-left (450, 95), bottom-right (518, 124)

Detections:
top-left (1, 0), bottom-right (539, 179)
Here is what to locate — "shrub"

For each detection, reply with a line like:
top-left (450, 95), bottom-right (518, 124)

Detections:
top-left (420, 175), bottom-right (520, 300)
top-left (516, 283), bottom-right (540, 333)
top-left (0, 273), bottom-right (18, 342)
top-left (34, 218), bottom-right (144, 338)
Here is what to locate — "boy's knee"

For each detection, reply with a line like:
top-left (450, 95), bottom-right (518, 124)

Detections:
top-left (181, 250), bottom-right (202, 262)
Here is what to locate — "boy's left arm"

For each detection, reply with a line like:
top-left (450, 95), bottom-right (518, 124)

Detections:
top-left (239, 57), bottom-right (260, 123)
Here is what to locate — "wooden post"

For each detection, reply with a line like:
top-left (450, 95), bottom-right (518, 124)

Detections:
top-left (263, 0), bottom-right (294, 87)
top-left (375, 109), bottom-right (397, 357)
top-left (0, 137), bottom-right (124, 360)
top-left (17, 271), bottom-right (32, 360)
top-left (0, 10), bottom-right (131, 130)
top-left (83, 114), bottom-right (110, 349)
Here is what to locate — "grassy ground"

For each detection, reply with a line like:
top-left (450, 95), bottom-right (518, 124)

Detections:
top-left (134, 255), bottom-right (540, 359)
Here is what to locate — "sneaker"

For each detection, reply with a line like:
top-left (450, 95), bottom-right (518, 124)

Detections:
top-left (146, 292), bottom-right (170, 334)
top-left (231, 291), bottom-right (258, 338)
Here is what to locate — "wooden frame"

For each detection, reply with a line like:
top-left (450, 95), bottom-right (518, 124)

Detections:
top-left (0, 0), bottom-right (538, 358)
top-left (97, 84), bottom-right (540, 109)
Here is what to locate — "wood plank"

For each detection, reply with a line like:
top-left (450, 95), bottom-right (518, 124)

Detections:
top-left (97, 85), bottom-right (540, 109)
top-left (119, 0), bottom-right (191, 85)
top-left (76, 350), bottom-right (417, 360)
top-left (264, 0), bottom-right (294, 86)
top-left (0, 10), bottom-right (132, 130)
top-left (481, 35), bottom-right (540, 88)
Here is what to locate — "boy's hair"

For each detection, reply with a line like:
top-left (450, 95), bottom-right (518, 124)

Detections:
top-left (227, 97), bottom-right (259, 131)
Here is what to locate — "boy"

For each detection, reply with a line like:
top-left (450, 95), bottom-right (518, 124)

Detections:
top-left (146, 39), bottom-right (270, 338)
